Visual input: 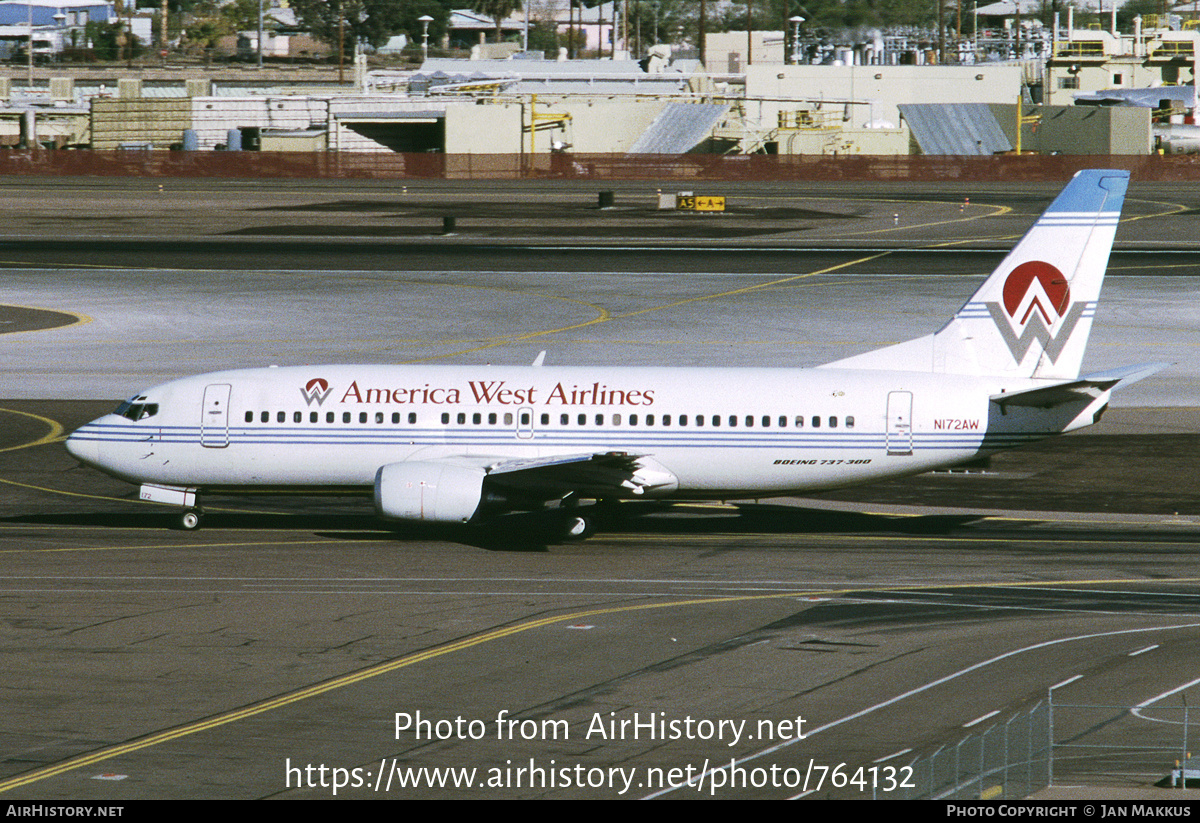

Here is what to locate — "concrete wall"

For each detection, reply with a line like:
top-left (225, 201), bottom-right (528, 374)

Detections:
top-left (558, 99), bottom-right (665, 152)
top-left (773, 125), bottom-right (908, 155)
top-left (990, 103), bottom-right (1152, 155)
top-left (444, 102), bottom-right (522, 154)
top-left (746, 64), bottom-right (1024, 128)
top-left (441, 98), bottom-right (668, 154)
top-left (706, 31), bottom-right (786, 70)
top-left (91, 98), bottom-right (192, 149)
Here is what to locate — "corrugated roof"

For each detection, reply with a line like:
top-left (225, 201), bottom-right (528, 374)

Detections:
top-left (627, 102), bottom-right (730, 154)
top-left (899, 103), bottom-right (1012, 155)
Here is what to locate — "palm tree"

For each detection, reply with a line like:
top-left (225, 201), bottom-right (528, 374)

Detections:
top-left (471, 0), bottom-right (523, 43)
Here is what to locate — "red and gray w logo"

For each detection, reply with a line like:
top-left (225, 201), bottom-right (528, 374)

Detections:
top-left (986, 261), bottom-right (1086, 364)
top-left (300, 378), bottom-right (333, 406)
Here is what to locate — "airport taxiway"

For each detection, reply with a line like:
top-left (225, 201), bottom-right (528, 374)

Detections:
top-left (2, 177), bottom-right (1200, 799)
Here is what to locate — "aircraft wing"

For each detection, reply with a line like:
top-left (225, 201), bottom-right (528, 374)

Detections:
top-left (991, 362), bottom-right (1171, 409)
top-left (482, 451), bottom-right (679, 498)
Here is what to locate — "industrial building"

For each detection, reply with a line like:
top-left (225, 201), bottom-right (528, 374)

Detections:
top-left (0, 1), bottom-right (1197, 157)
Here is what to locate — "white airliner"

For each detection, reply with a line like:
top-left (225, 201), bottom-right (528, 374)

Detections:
top-left (66, 169), bottom-right (1163, 539)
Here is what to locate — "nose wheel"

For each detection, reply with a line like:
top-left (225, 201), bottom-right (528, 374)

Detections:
top-left (176, 509), bottom-right (203, 531)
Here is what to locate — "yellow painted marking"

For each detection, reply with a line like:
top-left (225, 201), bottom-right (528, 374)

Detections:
top-left (3, 573), bottom-right (1200, 793)
top-left (409, 251), bottom-right (896, 363)
top-left (0, 304), bottom-right (91, 335)
top-left (0, 408), bottom-right (64, 453)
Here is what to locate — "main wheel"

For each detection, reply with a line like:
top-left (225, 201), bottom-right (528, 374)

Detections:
top-left (559, 513), bottom-right (595, 542)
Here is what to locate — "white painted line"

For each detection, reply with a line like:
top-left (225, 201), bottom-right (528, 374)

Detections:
top-left (1129, 644), bottom-right (1159, 657)
top-left (964, 710), bottom-right (1000, 728)
top-left (1051, 674), bottom-right (1083, 691)
top-left (1134, 675), bottom-right (1200, 712)
top-left (643, 620), bottom-right (1200, 799)
top-left (873, 748), bottom-right (913, 763)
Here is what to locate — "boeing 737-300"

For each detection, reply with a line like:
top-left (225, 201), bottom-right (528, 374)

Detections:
top-left (65, 170), bottom-right (1164, 540)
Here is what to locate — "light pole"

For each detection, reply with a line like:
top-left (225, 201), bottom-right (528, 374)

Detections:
top-left (789, 15), bottom-right (804, 65)
top-left (419, 14), bottom-right (432, 61)
top-left (26, 0), bottom-right (33, 87)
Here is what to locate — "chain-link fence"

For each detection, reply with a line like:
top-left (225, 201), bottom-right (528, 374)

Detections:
top-left (885, 698), bottom-right (1198, 799)
top-left (885, 702), bottom-right (1051, 799)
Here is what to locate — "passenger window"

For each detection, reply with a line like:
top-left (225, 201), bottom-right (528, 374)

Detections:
top-left (846, 416), bottom-right (855, 428)
top-left (695, 415), bottom-right (702, 427)
top-left (261, 411), bottom-right (269, 423)
top-left (629, 414), bottom-right (638, 425)
top-left (474, 413), bottom-right (482, 425)
top-left (712, 416), bottom-right (720, 427)
top-left (293, 411), bottom-right (302, 423)
top-left (662, 414), bottom-right (670, 425)
top-left (829, 416), bottom-right (837, 428)
top-left (356, 412), bottom-right (365, 423)
top-left (393, 413), bottom-right (401, 424)
top-left (762, 416), bottom-right (770, 427)
top-left (561, 414), bottom-right (569, 425)
top-left (795, 416), bottom-right (804, 428)
top-left (578, 414), bottom-right (586, 425)
top-left (540, 413), bottom-right (549, 425)
top-left (245, 411), bottom-right (253, 423)
top-left (310, 412), bottom-right (318, 423)
top-left (376, 412), bottom-right (384, 424)
top-left (457, 413), bottom-right (466, 425)
top-left (613, 414), bottom-right (621, 425)
top-left (812, 416), bottom-right (820, 428)
top-left (779, 416), bottom-right (787, 427)
top-left (505, 413), bottom-right (513, 425)
top-left (488, 413), bottom-right (496, 425)
top-left (728, 416), bottom-right (737, 427)
top-left (647, 414), bottom-right (655, 425)
top-left (441, 413), bottom-right (450, 424)
top-left (327, 412), bottom-right (335, 423)
top-left (343, 412), bottom-right (351, 423)
top-left (595, 414), bottom-right (603, 425)
top-left (679, 415), bottom-right (687, 426)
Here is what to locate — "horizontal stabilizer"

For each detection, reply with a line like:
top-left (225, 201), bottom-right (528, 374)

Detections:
top-left (991, 362), bottom-right (1171, 409)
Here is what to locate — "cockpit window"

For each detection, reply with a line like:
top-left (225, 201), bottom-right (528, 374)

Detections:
top-left (113, 399), bottom-right (159, 421)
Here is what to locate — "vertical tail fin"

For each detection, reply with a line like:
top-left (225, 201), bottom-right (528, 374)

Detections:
top-left (823, 169), bottom-right (1129, 378)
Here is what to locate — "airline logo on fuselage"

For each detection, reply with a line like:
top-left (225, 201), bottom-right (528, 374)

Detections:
top-left (985, 261), bottom-right (1085, 364)
top-left (299, 379), bottom-right (656, 407)
top-left (300, 378), bottom-right (334, 406)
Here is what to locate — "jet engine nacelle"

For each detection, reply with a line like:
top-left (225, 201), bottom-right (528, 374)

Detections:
top-left (374, 461), bottom-right (486, 523)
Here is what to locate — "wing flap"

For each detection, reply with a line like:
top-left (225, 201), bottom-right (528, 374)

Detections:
top-left (485, 452), bottom-right (678, 498)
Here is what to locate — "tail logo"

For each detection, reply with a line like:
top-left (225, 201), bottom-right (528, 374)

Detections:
top-left (301, 378), bottom-right (333, 406)
top-left (986, 261), bottom-right (1085, 363)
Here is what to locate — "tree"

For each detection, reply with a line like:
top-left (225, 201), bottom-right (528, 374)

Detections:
top-left (86, 20), bottom-right (145, 60)
top-left (289, 0), bottom-right (407, 55)
top-left (471, 0), bottom-right (522, 43)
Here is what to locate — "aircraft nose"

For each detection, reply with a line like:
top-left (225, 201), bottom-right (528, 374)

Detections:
top-left (65, 430), bottom-right (98, 465)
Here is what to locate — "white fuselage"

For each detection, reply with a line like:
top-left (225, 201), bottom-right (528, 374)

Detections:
top-left (65, 364), bottom-right (1088, 499)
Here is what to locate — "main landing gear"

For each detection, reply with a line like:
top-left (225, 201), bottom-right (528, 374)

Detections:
top-left (558, 512), bottom-right (596, 542)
